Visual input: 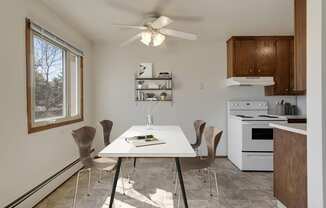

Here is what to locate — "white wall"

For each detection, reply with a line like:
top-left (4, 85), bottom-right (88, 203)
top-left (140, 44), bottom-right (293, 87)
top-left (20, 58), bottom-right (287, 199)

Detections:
top-left (0, 0), bottom-right (98, 207)
top-left (307, 0), bottom-right (325, 206)
top-left (93, 41), bottom-right (297, 156)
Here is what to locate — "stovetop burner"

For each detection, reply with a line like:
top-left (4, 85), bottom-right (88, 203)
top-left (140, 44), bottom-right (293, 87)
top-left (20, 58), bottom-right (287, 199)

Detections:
top-left (236, 115), bottom-right (254, 118)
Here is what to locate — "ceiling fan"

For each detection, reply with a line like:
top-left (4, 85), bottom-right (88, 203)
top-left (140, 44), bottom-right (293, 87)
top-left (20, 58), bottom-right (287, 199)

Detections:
top-left (115, 16), bottom-right (198, 47)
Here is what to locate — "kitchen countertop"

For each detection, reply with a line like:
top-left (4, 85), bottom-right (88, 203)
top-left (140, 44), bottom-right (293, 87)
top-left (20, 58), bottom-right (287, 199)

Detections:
top-left (270, 123), bottom-right (307, 135)
top-left (268, 114), bottom-right (307, 119)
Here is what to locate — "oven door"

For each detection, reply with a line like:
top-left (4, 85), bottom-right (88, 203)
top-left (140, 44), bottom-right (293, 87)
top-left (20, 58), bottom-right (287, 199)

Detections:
top-left (242, 121), bottom-right (284, 152)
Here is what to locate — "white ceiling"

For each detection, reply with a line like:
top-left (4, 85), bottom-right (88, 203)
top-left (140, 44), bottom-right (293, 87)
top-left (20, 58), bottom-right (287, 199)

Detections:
top-left (41, 0), bottom-right (294, 44)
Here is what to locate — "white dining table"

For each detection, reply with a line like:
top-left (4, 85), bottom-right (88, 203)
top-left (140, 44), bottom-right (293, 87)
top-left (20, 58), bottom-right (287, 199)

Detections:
top-left (99, 125), bottom-right (196, 208)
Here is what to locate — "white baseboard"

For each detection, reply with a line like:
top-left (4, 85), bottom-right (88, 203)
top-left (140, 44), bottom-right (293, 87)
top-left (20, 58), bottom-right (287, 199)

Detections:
top-left (13, 162), bottom-right (82, 208)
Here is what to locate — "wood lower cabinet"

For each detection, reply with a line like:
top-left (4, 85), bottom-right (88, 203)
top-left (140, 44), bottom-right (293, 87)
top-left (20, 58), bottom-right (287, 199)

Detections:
top-left (274, 128), bottom-right (307, 208)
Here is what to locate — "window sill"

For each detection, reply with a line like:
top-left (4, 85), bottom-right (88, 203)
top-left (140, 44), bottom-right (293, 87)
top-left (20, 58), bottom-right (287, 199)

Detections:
top-left (28, 117), bottom-right (83, 134)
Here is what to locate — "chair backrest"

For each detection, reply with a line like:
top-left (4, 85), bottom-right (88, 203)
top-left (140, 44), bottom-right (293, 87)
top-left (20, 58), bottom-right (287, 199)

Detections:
top-left (204, 127), bottom-right (223, 164)
top-left (72, 126), bottom-right (96, 168)
top-left (100, 120), bottom-right (113, 146)
top-left (193, 120), bottom-right (206, 147)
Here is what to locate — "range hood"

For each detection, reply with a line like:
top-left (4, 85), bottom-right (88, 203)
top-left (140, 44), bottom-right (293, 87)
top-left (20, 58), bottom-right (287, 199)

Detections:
top-left (226, 77), bottom-right (275, 86)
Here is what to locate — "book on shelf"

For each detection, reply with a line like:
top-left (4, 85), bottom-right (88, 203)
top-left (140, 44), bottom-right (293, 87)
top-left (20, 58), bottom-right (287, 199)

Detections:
top-left (125, 135), bottom-right (165, 147)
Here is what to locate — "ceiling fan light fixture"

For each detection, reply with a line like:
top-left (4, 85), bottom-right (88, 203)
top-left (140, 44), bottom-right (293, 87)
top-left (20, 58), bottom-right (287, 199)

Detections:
top-left (152, 33), bottom-right (165, 47)
top-left (140, 31), bottom-right (152, 46)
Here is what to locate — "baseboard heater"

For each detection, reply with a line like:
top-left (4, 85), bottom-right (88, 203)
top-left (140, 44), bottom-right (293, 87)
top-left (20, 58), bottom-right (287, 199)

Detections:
top-left (4, 149), bottom-right (94, 208)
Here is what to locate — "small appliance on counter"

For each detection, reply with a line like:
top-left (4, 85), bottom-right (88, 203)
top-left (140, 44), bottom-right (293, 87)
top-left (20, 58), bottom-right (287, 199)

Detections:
top-left (271, 100), bottom-right (298, 116)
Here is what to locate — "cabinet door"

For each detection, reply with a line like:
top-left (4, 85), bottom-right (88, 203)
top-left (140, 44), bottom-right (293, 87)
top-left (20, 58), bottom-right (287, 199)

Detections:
top-left (255, 39), bottom-right (276, 76)
top-left (234, 39), bottom-right (256, 76)
top-left (274, 39), bottom-right (291, 94)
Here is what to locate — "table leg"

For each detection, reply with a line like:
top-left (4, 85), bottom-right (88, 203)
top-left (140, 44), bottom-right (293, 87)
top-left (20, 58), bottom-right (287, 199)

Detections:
top-left (133, 157), bottom-right (137, 168)
top-left (109, 157), bottom-right (122, 208)
top-left (175, 158), bottom-right (189, 208)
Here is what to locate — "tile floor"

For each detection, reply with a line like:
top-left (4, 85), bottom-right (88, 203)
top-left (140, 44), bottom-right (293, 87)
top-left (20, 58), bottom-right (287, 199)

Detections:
top-left (35, 158), bottom-right (276, 208)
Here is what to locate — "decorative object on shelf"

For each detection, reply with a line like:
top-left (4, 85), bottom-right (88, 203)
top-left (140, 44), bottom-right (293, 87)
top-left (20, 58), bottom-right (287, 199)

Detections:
top-left (147, 83), bottom-right (159, 89)
top-left (158, 72), bottom-right (171, 78)
top-left (160, 92), bottom-right (168, 101)
top-left (138, 63), bottom-right (152, 78)
top-left (137, 80), bottom-right (144, 89)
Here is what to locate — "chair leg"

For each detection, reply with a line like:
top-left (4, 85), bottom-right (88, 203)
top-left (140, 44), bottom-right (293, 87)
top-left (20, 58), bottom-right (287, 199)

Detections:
top-left (98, 169), bottom-right (102, 183)
top-left (87, 168), bottom-right (91, 196)
top-left (213, 170), bottom-right (219, 196)
top-left (207, 169), bottom-right (212, 197)
top-left (121, 164), bottom-right (126, 195)
top-left (174, 171), bottom-right (178, 195)
top-left (72, 171), bottom-right (81, 208)
top-left (172, 158), bottom-right (176, 184)
top-left (73, 169), bottom-right (90, 208)
top-left (177, 185), bottom-right (181, 208)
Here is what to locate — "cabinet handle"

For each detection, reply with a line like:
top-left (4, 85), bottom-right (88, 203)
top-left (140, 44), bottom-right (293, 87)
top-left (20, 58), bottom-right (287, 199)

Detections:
top-left (258, 69), bottom-right (261, 73)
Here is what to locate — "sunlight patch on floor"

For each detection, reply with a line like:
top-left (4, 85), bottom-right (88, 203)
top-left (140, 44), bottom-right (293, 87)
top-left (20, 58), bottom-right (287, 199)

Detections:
top-left (101, 177), bottom-right (176, 208)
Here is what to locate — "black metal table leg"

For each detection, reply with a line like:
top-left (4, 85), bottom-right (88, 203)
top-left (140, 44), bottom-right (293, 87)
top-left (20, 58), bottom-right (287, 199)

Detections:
top-left (175, 157), bottom-right (189, 208)
top-left (133, 157), bottom-right (137, 168)
top-left (109, 157), bottom-right (122, 208)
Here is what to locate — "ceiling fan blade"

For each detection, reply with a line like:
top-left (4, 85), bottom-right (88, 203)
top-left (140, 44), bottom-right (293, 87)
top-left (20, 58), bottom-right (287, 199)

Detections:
top-left (105, 0), bottom-right (145, 16)
top-left (159, 28), bottom-right (197, 40)
top-left (151, 16), bottom-right (173, 29)
top-left (120, 33), bottom-right (142, 47)
top-left (113, 24), bottom-right (147, 30)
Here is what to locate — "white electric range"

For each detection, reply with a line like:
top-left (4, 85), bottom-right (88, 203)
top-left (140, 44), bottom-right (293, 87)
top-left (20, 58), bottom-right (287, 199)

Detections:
top-left (227, 101), bottom-right (287, 171)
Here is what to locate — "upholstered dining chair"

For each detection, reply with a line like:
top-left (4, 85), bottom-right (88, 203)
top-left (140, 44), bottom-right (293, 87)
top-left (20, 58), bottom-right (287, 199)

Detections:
top-left (191, 120), bottom-right (206, 154)
top-left (175, 127), bottom-right (223, 207)
top-left (71, 126), bottom-right (120, 208)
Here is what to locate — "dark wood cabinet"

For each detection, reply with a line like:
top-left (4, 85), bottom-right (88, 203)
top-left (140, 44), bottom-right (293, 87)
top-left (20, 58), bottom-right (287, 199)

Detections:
top-left (255, 39), bottom-right (276, 76)
top-left (233, 39), bottom-right (256, 76)
top-left (274, 128), bottom-right (307, 208)
top-left (265, 38), bottom-right (293, 95)
top-left (227, 36), bottom-right (277, 77)
top-left (227, 35), bottom-right (306, 95)
top-left (293, 0), bottom-right (306, 93)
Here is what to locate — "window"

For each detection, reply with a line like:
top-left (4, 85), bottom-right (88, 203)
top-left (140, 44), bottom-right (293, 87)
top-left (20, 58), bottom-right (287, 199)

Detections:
top-left (26, 19), bottom-right (83, 133)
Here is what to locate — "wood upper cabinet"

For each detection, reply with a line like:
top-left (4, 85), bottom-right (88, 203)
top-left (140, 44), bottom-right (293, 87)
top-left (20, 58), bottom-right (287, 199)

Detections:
top-left (227, 36), bottom-right (276, 77)
top-left (227, 36), bottom-right (277, 78)
top-left (233, 39), bottom-right (256, 76)
top-left (255, 39), bottom-right (276, 76)
top-left (227, 36), bottom-right (305, 95)
top-left (265, 38), bottom-right (293, 95)
top-left (293, 0), bottom-right (306, 92)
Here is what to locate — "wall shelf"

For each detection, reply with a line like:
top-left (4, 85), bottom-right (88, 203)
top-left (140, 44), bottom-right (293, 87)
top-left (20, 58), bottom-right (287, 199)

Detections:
top-left (135, 73), bottom-right (173, 103)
